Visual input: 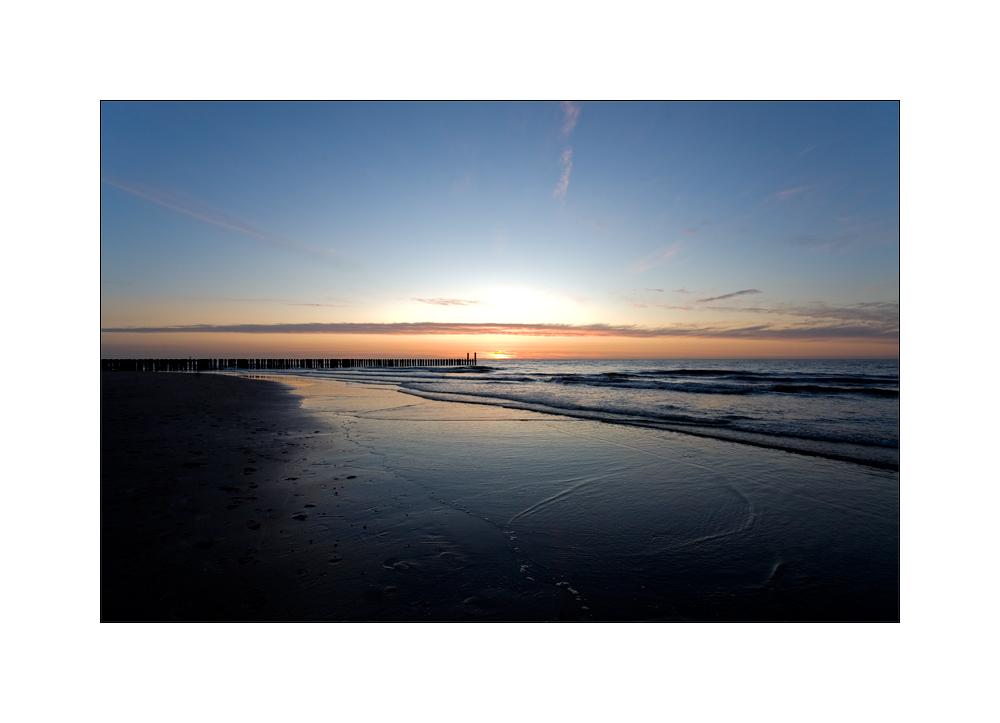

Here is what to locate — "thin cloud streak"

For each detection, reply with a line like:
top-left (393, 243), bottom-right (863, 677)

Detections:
top-left (699, 289), bottom-right (761, 303)
top-left (656, 300), bottom-right (898, 328)
top-left (630, 241), bottom-right (682, 274)
top-left (413, 298), bottom-right (492, 307)
top-left (553, 149), bottom-right (573, 200)
top-left (103, 177), bottom-right (338, 259)
top-left (100, 320), bottom-right (898, 341)
top-left (560, 101), bottom-right (581, 137)
top-left (767, 186), bottom-right (808, 202)
top-left (711, 301), bottom-right (899, 325)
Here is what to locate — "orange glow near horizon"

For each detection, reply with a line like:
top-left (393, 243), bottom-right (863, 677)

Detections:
top-left (100, 332), bottom-right (898, 360)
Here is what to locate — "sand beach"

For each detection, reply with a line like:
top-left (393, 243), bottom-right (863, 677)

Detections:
top-left (101, 371), bottom-right (899, 621)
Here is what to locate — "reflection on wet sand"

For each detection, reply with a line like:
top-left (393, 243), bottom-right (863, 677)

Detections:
top-left (102, 372), bottom-right (898, 621)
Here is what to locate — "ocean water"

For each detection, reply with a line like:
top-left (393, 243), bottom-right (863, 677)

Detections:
top-left (289, 359), bottom-right (899, 471)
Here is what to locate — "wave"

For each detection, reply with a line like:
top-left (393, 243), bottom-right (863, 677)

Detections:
top-left (538, 374), bottom-right (897, 397)
top-left (395, 386), bottom-right (899, 471)
top-left (285, 359), bottom-right (899, 471)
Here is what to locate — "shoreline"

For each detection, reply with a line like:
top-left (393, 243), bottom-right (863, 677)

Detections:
top-left (102, 371), bottom-right (899, 621)
top-left (392, 386), bottom-right (899, 471)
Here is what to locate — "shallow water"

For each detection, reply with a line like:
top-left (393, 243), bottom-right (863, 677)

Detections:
top-left (288, 359), bottom-right (899, 470)
top-left (282, 378), bottom-right (899, 621)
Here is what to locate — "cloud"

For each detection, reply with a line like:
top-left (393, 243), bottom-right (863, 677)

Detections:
top-left (673, 288), bottom-right (692, 294)
top-left (788, 219), bottom-right (899, 254)
top-left (100, 319), bottom-right (897, 341)
top-left (698, 289), bottom-right (761, 303)
top-left (766, 186), bottom-right (808, 202)
top-left (629, 241), bottom-right (682, 274)
top-left (798, 145), bottom-right (817, 158)
top-left (552, 103), bottom-right (581, 199)
top-left (713, 301), bottom-right (899, 326)
top-left (643, 288), bottom-right (664, 293)
top-left (102, 177), bottom-right (338, 259)
top-left (553, 148), bottom-right (573, 200)
top-left (560, 101), bottom-right (581, 137)
top-left (413, 298), bottom-right (492, 307)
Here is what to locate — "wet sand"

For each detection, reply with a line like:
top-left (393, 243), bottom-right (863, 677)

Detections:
top-left (101, 372), bottom-right (581, 620)
top-left (101, 372), bottom-right (899, 621)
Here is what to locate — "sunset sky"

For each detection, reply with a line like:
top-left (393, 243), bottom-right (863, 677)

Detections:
top-left (101, 101), bottom-right (899, 359)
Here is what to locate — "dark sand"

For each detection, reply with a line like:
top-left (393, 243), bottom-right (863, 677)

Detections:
top-left (101, 372), bottom-right (580, 620)
top-left (102, 371), bottom-right (898, 621)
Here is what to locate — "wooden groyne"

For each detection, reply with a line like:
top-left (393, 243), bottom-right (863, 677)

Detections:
top-left (101, 354), bottom-right (478, 372)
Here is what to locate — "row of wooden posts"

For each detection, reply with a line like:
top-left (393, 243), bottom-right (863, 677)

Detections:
top-left (101, 354), bottom-right (478, 372)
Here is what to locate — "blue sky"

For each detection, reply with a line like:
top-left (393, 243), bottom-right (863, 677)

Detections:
top-left (101, 101), bottom-right (898, 358)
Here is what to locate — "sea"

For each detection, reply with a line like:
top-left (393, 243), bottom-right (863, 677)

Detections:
top-left (287, 358), bottom-right (899, 471)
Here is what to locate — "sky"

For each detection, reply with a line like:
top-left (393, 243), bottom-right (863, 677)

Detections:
top-left (101, 101), bottom-right (899, 359)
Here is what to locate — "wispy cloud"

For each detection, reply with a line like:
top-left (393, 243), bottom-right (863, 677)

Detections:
top-left (709, 301), bottom-right (899, 326)
top-left (798, 145), bottom-right (817, 158)
top-left (100, 319), bottom-right (898, 341)
top-left (788, 219), bottom-right (899, 254)
top-left (673, 288), bottom-right (692, 294)
top-left (560, 101), bottom-right (581, 137)
top-left (102, 177), bottom-right (338, 259)
top-left (629, 241), bottom-right (682, 274)
top-left (698, 289), bottom-right (761, 303)
top-left (766, 186), bottom-right (808, 202)
top-left (413, 298), bottom-right (492, 307)
top-left (553, 148), bottom-right (573, 200)
top-left (656, 300), bottom-right (898, 334)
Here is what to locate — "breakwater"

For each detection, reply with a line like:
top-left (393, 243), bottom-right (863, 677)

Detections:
top-left (101, 355), bottom-right (477, 371)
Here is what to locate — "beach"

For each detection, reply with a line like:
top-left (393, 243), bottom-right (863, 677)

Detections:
top-left (101, 371), bottom-right (899, 621)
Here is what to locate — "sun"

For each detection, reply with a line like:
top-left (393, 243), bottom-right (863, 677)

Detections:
top-left (488, 350), bottom-right (515, 359)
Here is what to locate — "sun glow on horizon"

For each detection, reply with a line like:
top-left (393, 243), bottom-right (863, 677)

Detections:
top-left (101, 102), bottom-right (898, 362)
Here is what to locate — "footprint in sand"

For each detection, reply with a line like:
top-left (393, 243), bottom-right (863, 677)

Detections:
top-left (246, 520), bottom-right (261, 530)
